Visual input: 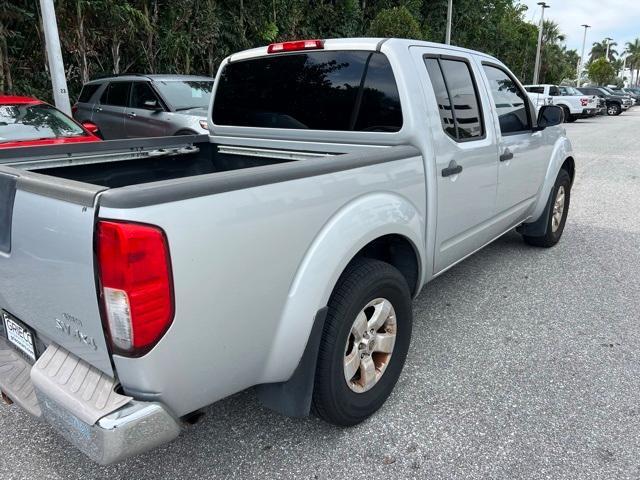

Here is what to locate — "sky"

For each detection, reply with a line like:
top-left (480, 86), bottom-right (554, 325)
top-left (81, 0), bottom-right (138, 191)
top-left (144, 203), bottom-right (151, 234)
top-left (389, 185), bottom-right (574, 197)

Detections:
top-left (519, 0), bottom-right (640, 58)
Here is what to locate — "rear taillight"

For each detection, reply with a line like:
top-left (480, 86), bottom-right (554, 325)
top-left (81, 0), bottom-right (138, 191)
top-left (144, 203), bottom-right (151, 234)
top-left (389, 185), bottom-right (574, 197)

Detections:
top-left (97, 220), bottom-right (174, 356)
top-left (267, 39), bottom-right (324, 54)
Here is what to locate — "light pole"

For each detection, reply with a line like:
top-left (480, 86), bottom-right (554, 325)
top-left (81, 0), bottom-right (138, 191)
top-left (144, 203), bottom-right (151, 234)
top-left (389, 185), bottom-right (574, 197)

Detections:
top-left (39, 0), bottom-right (71, 114)
top-left (532, 2), bottom-right (550, 84)
top-left (445, 0), bottom-right (453, 45)
top-left (605, 37), bottom-right (613, 61)
top-left (577, 24), bottom-right (590, 86)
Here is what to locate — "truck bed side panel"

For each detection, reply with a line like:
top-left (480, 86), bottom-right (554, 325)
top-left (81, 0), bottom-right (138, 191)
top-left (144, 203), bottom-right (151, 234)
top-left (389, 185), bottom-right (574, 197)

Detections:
top-left (101, 152), bottom-right (425, 416)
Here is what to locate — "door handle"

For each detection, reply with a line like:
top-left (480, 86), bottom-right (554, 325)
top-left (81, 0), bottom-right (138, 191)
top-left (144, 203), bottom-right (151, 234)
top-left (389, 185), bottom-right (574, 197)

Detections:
top-left (442, 160), bottom-right (463, 177)
top-left (95, 107), bottom-right (102, 112)
top-left (499, 149), bottom-right (514, 162)
top-left (127, 112), bottom-right (137, 118)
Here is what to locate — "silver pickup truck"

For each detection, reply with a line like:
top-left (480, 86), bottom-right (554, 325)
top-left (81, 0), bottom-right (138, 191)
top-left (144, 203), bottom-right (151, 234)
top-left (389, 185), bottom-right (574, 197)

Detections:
top-left (0, 38), bottom-right (574, 464)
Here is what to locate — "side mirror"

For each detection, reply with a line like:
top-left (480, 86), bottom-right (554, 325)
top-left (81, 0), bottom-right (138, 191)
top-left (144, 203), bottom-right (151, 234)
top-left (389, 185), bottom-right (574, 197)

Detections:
top-left (535, 105), bottom-right (563, 130)
top-left (143, 99), bottom-right (163, 111)
top-left (81, 121), bottom-right (100, 135)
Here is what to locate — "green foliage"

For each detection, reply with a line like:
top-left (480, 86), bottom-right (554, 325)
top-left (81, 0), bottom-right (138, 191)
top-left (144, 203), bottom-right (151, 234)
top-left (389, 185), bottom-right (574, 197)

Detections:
top-left (0, 0), bottom-right (613, 100)
top-left (367, 6), bottom-right (424, 39)
top-left (588, 57), bottom-right (616, 85)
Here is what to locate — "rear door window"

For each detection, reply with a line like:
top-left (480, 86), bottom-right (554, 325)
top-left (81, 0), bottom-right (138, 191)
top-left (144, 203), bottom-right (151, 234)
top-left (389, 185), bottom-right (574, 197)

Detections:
top-left (549, 86), bottom-right (561, 96)
top-left (423, 56), bottom-right (484, 141)
top-left (212, 51), bottom-right (402, 132)
top-left (525, 86), bottom-right (544, 94)
top-left (100, 82), bottom-right (131, 107)
top-left (78, 84), bottom-right (100, 103)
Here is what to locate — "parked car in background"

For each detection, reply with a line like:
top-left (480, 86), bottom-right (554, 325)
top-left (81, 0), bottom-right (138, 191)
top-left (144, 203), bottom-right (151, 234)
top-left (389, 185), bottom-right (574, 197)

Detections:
top-left (577, 87), bottom-right (627, 115)
top-left (560, 86), bottom-right (606, 115)
top-left (525, 87), bottom-right (553, 114)
top-left (524, 84), bottom-right (597, 122)
top-left (73, 74), bottom-right (215, 139)
top-left (0, 38), bottom-right (573, 465)
top-left (599, 87), bottom-right (635, 110)
top-left (0, 95), bottom-right (100, 148)
top-left (610, 87), bottom-right (640, 105)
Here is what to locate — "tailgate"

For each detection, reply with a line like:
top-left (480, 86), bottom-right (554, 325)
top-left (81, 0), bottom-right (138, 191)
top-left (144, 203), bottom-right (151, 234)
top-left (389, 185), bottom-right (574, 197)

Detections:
top-left (0, 169), bottom-right (113, 375)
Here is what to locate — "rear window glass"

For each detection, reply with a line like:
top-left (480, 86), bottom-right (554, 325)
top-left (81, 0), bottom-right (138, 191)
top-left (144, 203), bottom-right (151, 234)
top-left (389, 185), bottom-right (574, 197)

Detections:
top-left (212, 51), bottom-right (402, 132)
top-left (100, 82), bottom-right (130, 107)
top-left (78, 83), bottom-right (100, 103)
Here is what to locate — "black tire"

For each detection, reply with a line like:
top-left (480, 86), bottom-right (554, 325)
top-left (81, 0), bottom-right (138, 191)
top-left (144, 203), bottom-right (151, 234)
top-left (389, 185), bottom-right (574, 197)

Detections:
top-left (561, 106), bottom-right (571, 123)
top-left (522, 169), bottom-right (571, 248)
top-left (312, 258), bottom-right (412, 426)
top-left (607, 103), bottom-right (621, 116)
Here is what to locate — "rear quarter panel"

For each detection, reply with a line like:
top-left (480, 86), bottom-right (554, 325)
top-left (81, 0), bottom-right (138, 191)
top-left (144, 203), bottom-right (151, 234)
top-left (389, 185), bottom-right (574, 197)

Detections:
top-left (100, 154), bottom-right (426, 416)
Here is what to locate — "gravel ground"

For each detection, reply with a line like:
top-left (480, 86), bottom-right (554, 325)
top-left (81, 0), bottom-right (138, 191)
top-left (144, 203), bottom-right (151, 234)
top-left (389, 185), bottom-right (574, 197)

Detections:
top-left (2, 109), bottom-right (640, 480)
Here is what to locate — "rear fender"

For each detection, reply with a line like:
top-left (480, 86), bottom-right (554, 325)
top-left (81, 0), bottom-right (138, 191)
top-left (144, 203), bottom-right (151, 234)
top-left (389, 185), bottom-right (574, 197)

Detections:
top-left (525, 135), bottom-right (573, 225)
top-left (260, 192), bottom-right (424, 383)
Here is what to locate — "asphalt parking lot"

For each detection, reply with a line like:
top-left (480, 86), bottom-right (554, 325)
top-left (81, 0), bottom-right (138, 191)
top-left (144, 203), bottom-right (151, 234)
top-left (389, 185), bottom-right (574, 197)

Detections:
top-left (2, 109), bottom-right (640, 480)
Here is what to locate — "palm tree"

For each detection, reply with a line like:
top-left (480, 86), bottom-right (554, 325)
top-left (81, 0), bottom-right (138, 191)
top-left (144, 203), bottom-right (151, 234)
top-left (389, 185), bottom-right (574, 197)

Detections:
top-left (626, 38), bottom-right (640, 87)
top-left (539, 20), bottom-right (566, 83)
top-left (590, 39), bottom-right (618, 62)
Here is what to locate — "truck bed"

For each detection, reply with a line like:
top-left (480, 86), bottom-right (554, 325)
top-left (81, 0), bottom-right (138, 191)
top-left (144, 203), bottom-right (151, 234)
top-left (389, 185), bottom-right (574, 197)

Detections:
top-left (1, 135), bottom-right (307, 188)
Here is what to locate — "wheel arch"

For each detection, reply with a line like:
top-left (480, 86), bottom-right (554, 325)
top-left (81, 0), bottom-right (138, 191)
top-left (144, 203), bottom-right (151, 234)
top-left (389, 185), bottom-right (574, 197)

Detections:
top-left (255, 192), bottom-right (425, 416)
top-left (526, 136), bottom-right (574, 224)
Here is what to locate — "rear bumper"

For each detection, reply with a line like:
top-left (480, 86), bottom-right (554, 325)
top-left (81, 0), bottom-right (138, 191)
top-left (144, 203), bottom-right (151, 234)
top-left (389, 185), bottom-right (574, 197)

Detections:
top-left (38, 395), bottom-right (182, 465)
top-left (0, 337), bottom-right (181, 464)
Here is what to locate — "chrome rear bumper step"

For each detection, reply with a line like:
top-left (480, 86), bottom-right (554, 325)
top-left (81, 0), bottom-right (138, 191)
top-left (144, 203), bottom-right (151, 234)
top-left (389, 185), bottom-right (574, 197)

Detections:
top-left (0, 340), bottom-right (183, 464)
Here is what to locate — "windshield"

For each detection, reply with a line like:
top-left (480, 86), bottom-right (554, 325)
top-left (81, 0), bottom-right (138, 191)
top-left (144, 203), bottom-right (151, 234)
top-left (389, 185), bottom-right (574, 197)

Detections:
top-left (153, 80), bottom-right (214, 110)
top-left (0, 103), bottom-right (85, 143)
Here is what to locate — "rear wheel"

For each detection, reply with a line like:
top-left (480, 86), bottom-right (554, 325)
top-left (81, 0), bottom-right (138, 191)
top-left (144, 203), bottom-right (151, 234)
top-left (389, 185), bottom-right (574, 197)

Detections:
top-left (522, 169), bottom-right (571, 248)
top-left (607, 103), bottom-right (621, 116)
top-left (312, 258), bottom-right (412, 426)
top-left (561, 106), bottom-right (571, 123)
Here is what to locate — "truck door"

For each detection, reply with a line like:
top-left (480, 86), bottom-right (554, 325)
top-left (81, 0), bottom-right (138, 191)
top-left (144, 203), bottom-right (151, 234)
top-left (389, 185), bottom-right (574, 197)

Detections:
top-left (479, 63), bottom-right (550, 228)
top-left (93, 81), bottom-right (129, 139)
top-left (411, 47), bottom-right (500, 274)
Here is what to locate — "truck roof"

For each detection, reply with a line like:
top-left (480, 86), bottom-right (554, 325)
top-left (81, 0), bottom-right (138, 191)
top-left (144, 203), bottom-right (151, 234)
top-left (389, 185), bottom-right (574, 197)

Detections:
top-left (85, 74), bottom-right (214, 85)
top-left (228, 37), bottom-right (501, 64)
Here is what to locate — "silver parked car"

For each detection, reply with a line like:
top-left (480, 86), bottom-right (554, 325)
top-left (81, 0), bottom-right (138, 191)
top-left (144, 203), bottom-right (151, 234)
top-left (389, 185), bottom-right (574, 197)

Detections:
top-left (72, 74), bottom-right (214, 139)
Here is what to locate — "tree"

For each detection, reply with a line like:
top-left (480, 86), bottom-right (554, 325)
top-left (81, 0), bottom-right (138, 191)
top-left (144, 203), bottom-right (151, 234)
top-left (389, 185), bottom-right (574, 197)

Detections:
top-left (590, 39), bottom-right (618, 62)
top-left (0, 0), bottom-right (578, 101)
top-left (625, 38), bottom-right (640, 87)
top-left (588, 57), bottom-right (616, 85)
top-left (367, 6), bottom-right (423, 39)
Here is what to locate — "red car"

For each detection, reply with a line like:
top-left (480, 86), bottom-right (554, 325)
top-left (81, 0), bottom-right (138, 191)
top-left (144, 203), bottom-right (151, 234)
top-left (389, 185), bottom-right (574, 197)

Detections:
top-left (0, 95), bottom-right (101, 148)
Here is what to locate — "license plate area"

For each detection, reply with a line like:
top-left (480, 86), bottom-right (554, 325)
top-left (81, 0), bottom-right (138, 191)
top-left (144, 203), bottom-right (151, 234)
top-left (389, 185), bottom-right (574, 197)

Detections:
top-left (2, 310), bottom-right (37, 361)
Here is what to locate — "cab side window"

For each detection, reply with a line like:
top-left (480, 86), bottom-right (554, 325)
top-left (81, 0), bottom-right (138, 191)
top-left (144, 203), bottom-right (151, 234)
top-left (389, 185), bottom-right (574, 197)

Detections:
top-left (424, 56), bottom-right (484, 141)
top-left (549, 86), bottom-right (561, 96)
top-left (482, 65), bottom-right (531, 135)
